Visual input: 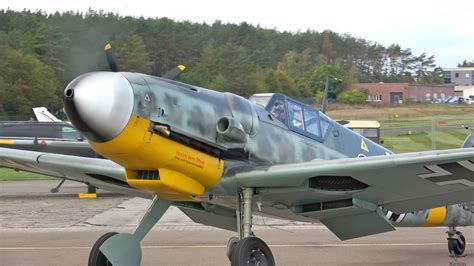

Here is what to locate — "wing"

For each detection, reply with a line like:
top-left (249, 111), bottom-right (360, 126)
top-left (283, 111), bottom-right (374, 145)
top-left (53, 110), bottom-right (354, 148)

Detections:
top-left (0, 147), bottom-right (151, 198)
top-left (222, 148), bottom-right (474, 240)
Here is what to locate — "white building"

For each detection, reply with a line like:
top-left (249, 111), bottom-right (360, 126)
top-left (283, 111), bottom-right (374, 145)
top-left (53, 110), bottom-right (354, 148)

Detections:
top-left (460, 86), bottom-right (474, 104)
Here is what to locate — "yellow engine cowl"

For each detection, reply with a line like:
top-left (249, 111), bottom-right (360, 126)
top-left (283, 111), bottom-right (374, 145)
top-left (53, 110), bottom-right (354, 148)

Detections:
top-left (88, 116), bottom-right (224, 201)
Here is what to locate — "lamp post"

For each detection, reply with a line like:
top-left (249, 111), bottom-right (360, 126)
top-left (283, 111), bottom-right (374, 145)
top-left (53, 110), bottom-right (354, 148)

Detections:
top-left (322, 75), bottom-right (342, 114)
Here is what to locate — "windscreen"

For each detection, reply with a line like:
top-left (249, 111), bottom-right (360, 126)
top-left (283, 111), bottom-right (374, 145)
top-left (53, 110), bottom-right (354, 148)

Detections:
top-left (249, 94), bottom-right (273, 107)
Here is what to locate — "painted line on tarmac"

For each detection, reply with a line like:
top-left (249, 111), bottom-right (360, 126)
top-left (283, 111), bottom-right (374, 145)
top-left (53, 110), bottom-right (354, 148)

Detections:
top-left (0, 242), bottom-right (458, 250)
top-left (0, 224), bottom-right (327, 233)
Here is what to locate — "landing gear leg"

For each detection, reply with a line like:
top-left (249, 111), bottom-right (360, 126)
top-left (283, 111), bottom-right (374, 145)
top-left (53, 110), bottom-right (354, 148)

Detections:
top-left (227, 187), bottom-right (275, 266)
top-left (88, 196), bottom-right (171, 266)
top-left (87, 184), bottom-right (97, 194)
top-left (50, 178), bottom-right (66, 193)
top-left (447, 226), bottom-right (466, 257)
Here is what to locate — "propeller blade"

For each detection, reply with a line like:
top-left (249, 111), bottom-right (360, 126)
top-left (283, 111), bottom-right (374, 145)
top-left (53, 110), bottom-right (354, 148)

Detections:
top-left (162, 65), bottom-right (186, 80)
top-left (104, 43), bottom-right (119, 72)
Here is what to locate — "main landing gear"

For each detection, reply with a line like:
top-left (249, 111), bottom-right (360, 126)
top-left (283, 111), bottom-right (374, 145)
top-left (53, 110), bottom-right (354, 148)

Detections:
top-left (447, 226), bottom-right (466, 257)
top-left (88, 196), bottom-right (171, 266)
top-left (227, 187), bottom-right (275, 266)
top-left (88, 188), bottom-right (275, 266)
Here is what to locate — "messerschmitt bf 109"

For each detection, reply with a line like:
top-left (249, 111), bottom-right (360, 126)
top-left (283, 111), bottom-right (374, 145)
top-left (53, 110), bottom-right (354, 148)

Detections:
top-left (0, 44), bottom-right (473, 266)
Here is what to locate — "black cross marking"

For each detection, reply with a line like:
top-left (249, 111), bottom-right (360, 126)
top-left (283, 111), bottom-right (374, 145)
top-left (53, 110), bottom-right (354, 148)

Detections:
top-left (421, 161), bottom-right (474, 186)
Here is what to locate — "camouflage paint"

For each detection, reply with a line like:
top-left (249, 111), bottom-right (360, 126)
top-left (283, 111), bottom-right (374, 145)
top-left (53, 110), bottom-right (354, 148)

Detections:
top-left (63, 72), bottom-right (473, 230)
top-left (386, 203), bottom-right (474, 227)
top-left (122, 73), bottom-right (390, 170)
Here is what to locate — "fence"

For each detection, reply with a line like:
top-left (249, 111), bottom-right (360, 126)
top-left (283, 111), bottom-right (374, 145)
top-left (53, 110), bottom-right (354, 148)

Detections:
top-left (379, 117), bottom-right (473, 151)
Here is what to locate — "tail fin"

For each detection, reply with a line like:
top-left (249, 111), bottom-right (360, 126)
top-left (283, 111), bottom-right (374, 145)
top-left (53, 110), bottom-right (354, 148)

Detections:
top-left (463, 129), bottom-right (474, 148)
top-left (32, 107), bottom-right (61, 122)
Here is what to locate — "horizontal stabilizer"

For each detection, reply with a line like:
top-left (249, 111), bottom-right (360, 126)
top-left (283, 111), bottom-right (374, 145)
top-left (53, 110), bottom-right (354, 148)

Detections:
top-left (463, 129), bottom-right (473, 148)
top-left (32, 107), bottom-right (61, 122)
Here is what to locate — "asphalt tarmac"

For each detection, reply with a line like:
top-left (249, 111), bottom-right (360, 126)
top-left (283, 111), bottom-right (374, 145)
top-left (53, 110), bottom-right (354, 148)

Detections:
top-left (1, 180), bottom-right (473, 266)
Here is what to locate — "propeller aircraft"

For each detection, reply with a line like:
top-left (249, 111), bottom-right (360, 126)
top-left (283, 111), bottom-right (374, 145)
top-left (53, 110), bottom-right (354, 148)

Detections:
top-left (0, 44), bottom-right (473, 266)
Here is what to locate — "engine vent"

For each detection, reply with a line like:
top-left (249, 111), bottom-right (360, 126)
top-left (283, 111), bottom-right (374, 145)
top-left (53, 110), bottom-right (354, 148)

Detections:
top-left (301, 198), bottom-right (353, 213)
top-left (309, 176), bottom-right (369, 191)
top-left (136, 170), bottom-right (160, 180)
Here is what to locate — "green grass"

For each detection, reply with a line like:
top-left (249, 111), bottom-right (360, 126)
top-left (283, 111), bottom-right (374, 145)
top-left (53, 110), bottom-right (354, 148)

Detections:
top-left (381, 129), bottom-right (469, 153)
top-left (327, 103), bottom-right (474, 122)
top-left (0, 168), bottom-right (55, 181)
top-left (328, 104), bottom-right (474, 131)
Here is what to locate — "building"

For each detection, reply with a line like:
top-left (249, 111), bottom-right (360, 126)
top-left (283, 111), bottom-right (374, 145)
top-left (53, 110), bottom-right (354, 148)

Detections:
top-left (408, 84), bottom-right (455, 103)
top-left (344, 83), bottom-right (409, 105)
top-left (461, 87), bottom-right (474, 104)
top-left (443, 67), bottom-right (474, 86)
top-left (344, 83), bottom-right (456, 104)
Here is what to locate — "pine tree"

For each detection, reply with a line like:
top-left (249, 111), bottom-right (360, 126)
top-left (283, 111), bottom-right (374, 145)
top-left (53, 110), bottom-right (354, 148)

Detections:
top-left (116, 34), bottom-right (153, 74)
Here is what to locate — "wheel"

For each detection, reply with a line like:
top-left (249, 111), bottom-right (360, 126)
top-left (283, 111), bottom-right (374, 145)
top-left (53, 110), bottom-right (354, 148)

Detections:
top-left (88, 232), bottom-right (118, 266)
top-left (227, 237), bottom-right (239, 260)
top-left (87, 184), bottom-right (97, 194)
top-left (231, 237), bottom-right (275, 266)
top-left (448, 231), bottom-right (466, 256)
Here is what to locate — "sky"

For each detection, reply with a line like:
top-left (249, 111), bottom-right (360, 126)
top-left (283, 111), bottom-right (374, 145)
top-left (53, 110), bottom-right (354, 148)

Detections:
top-left (2, 0), bottom-right (473, 68)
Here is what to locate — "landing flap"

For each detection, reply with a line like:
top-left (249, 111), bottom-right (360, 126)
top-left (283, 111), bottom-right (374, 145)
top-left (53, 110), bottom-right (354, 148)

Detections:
top-left (178, 204), bottom-right (237, 232)
top-left (321, 208), bottom-right (394, 240)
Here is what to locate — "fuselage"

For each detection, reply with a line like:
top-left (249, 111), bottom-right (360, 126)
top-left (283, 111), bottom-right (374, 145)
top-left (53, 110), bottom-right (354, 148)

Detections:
top-left (63, 71), bottom-right (473, 227)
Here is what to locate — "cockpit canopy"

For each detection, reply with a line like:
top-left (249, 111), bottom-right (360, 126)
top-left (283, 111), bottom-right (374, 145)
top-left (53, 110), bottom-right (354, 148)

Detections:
top-left (250, 93), bottom-right (332, 142)
top-left (249, 93), bottom-right (274, 108)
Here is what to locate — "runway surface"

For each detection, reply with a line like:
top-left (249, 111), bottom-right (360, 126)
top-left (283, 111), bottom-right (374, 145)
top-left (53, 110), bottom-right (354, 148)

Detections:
top-left (1, 180), bottom-right (473, 265)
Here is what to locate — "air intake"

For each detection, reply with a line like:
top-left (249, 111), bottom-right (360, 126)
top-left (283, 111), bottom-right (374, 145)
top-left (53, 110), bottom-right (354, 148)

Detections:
top-left (136, 170), bottom-right (160, 180)
top-left (309, 176), bottom-right (369, 191)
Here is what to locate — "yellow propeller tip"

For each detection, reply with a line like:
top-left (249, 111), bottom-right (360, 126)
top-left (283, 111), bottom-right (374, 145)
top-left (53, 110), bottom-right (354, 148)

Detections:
top-left (178, 65), bottom-right (186, 71)
top-left (104, 43), bottom-right (112, 51)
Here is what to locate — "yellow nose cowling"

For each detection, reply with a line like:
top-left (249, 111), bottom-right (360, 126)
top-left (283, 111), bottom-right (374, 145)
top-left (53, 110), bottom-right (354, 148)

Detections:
top-left (88, 115), bottom-right (224, 201)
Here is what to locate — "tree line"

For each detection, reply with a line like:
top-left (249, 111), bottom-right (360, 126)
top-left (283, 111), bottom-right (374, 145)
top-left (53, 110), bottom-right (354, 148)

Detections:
top-left (0, 9), bottom-right (448, 117)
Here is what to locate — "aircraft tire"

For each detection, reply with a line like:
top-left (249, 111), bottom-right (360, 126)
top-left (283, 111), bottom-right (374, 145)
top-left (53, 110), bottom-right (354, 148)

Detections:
top-left (87, 184), bottom-right (97, 194)
top-left (231, 237), bottom-right (275, 266)
top-left (448, 231), bottom-right (466, 256)
top-left (88, 232), bottom-right (118, 266)
top-left (226, 236), bottom-right (239, 260)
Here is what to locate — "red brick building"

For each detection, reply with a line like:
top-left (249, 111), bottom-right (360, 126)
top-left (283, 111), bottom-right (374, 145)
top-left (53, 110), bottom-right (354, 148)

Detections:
top-left (408, 84), bottom-right (455, 103)
top-left (344, 83), bottom-right (409, 105)
top-left (344, 83), bottom-right (456, 104)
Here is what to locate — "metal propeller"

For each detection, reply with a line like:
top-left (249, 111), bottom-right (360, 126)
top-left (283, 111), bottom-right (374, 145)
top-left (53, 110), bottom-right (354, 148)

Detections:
top-left (104, 43), bottom-right (119, 72)
top-left (103, 42), bottom-right (185, 80)
top-left (162, 65), bottom-right (186, 80)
